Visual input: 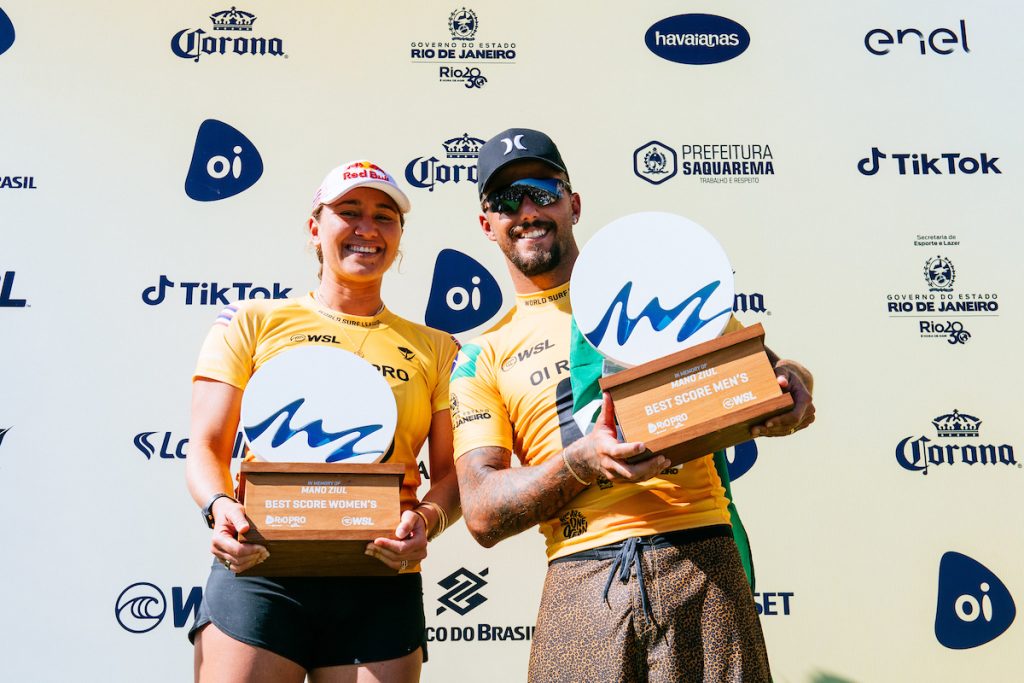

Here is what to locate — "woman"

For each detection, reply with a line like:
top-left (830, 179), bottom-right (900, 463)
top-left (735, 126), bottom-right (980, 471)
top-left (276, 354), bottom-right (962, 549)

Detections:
top-left (185, 160), bottom-right (460, 683)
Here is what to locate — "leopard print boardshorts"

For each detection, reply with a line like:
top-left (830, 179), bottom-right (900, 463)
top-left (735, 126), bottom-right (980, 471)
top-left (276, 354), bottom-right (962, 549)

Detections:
top-left (528, 526), bottom-right (771, 683)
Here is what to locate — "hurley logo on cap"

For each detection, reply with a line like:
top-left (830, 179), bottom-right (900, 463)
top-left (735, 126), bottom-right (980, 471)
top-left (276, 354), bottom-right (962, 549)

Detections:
top-left (501, 135), bottom-right (527, 154)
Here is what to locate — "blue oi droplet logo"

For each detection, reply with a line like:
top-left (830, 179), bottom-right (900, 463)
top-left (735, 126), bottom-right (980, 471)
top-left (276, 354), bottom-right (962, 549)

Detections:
top-left (184, 119), bottom-right (263, 201)
top-left (935, 551), bottom-right (1016, 649)
top-left (725, 440), bottom-right (758, 481)
top-left (0, 7), bottom-right (15, 56)
top-left (425, 249), bottom-right (502, 334)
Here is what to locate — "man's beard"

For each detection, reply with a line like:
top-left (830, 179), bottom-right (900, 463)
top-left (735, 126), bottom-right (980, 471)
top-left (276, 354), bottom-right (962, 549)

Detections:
top-left (504, 221), bottom-right (562, 276)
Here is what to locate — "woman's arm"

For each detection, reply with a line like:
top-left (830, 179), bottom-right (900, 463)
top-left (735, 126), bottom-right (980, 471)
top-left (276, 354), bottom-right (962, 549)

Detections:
top-left (185, 378), bottom-right (268, 573)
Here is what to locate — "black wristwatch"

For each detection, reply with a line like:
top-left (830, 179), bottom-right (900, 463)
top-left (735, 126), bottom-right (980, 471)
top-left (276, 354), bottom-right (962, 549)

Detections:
top-left (202, 493), bottom-right (237, 528)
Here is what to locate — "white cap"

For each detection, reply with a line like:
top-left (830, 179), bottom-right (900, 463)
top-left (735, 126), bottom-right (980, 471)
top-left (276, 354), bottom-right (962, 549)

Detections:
top-left (312, 160), bottom-right (411, 214)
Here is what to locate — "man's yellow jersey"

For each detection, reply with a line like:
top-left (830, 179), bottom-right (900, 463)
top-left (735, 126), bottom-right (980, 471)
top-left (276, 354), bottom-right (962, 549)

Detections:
top-left (451, 282), bottom-right (738, 561)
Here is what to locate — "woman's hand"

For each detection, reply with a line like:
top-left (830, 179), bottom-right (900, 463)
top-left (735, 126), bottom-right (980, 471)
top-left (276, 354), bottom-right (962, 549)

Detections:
top-left (365, 509), bottom-right (428, 571)
top-left (210, 497), bottom-right (269, 573)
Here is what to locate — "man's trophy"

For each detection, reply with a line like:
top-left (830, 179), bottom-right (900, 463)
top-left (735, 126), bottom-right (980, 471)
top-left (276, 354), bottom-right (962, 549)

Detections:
top-left (235, 345), bottom-right (404, 576)
top-left (570, 212), bottom-right (793, 465)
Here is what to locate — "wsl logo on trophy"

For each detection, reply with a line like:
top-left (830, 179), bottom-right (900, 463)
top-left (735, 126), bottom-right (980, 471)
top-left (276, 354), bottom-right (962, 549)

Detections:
top-left (570, 212), bottom-right (792, 464)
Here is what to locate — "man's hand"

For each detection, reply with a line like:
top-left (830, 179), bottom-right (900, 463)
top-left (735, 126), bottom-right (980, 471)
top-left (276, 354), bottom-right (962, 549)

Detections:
top-left (751, 362), bottom-right (815, 438)
top-left (566, 392), bottom-right (670, 482)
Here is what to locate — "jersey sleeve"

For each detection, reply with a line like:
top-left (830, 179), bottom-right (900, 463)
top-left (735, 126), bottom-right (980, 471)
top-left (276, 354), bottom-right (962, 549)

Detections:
top-left (450, 341), bottom-right (513, 458)
top-left (430, 334), bottom-right (461, 413)
top-left (192, 303), bottom-right (258, 390)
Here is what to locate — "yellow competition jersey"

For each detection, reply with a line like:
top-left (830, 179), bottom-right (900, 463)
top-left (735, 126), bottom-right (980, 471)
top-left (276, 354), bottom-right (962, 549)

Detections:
top-left (194, 293), bottom-right (458, 513)
top-left (451, 282), bottom-right (740, 561)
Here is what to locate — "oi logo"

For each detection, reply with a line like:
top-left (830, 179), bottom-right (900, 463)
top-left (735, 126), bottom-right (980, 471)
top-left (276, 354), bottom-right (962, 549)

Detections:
top-left (0, 7), bottom-right (14, 56)
top-left (185, 119), bottom-right (264, 201)
top-left (725, 440), bottom-right (758, 481)
top-left (425, 249), bottom-right (502, 334)
top-left (935, 551), bottom-right (1016, 649)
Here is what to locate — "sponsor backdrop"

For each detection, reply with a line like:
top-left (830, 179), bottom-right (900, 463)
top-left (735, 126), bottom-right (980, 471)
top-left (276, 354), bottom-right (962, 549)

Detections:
top-left (1, 1), bottom-right (1020, 680)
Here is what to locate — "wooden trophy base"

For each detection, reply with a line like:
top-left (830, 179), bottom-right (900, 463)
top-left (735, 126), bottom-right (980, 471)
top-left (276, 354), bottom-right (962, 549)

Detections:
top-left (599, 323), bottom-right (793, 466)
top-left (237, 462), bottom-right (404, 577)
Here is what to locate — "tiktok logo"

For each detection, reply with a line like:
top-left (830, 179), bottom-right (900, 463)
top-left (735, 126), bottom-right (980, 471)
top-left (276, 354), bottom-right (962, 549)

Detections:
top-left (184, 119), bottom-right (264, 201)
top-left (425, 249), bottom-right (502, 334)
top-left (935, 551), bottom-right (1016, 649)
top-left (0, 7), bottom-right (15, 56)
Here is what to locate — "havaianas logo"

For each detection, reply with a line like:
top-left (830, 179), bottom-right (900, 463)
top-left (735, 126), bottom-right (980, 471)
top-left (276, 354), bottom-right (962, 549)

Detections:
top-left (583, 280), bottom-right (731, 349)
top-left (244, 398), bottom-right (386, 462)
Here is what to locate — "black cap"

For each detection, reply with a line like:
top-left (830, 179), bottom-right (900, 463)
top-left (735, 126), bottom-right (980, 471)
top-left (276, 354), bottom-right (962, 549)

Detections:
top-left (476, 128), bottom-right (568, 197)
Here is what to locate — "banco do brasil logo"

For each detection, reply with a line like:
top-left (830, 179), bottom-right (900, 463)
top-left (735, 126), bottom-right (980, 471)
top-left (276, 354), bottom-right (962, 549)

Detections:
top-left (895, 410), bottom-right (1018, 475)
top-left (406, 133), bottom-right (484, 192)
top-left (425, 249), bottom-right (502, 334)
top-left (436, 567), bottom-right (488, 616)
top-left (171, 7), bottom-right (286, 62)
top-left (645, 14), bottom-right (750, 65)
top-left (935, 551), bottom-right (1015, 649)
top-left (0, 7), bottom-right (15, 56)
top-left (185, 119), bottom-right (264, 201)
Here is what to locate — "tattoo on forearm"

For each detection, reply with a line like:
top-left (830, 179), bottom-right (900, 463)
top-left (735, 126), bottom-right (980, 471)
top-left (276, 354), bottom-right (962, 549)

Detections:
top-left (460, 445), bottom-right (586, 546)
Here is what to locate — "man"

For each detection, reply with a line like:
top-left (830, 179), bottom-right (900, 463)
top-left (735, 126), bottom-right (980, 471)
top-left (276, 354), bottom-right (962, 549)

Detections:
top-left (451, 128), bottom-right (815, 682)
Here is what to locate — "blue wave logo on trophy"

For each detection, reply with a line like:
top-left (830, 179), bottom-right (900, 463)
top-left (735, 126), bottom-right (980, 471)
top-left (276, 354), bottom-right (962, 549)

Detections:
top-left (570, 212), bottom-right (735, 368)
top-left (244, 398), bottom-right (386, 462)
top-left (240, 347), bottom-right (397, 464)
top-left (583, 280), bottom-right (731, 350)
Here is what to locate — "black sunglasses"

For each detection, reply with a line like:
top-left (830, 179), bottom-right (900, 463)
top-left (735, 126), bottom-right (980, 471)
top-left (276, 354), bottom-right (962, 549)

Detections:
top-left (483, 178), bottom-right (569, 214)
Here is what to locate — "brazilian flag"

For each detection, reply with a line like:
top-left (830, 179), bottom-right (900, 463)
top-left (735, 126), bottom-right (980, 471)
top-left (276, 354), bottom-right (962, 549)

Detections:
top-left (567, 318), bottom-right (756, 589)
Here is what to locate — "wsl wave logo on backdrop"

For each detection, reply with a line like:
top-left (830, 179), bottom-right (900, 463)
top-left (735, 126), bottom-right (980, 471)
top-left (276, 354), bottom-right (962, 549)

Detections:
top-left (171, 7), bottom-right (286, 63)
top-left (634, 141), bottom-right (677, 185)
top-left (115, 582), bottom-right (202, 634)
top-left (425, 249), bottom-right (502, 334)
top-left (935, 552), bottom-right (1015, 649)
top-left (406, 133), bottom-right (484, 192)
top-left (185, 119), bottom-right (263, 201)
top-left (0, 271), bottom-right (27, 308)
top-left (895, 410), bottom-right (1018, 475)
top-left (645, 14), bottom-right (750, 65)
top-left (0, 7), bottom-right (14, 56)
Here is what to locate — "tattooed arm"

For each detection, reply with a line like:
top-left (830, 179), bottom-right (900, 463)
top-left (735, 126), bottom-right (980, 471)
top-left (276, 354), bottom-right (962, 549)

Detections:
top-left (457, 392), bottom-right (671, 548)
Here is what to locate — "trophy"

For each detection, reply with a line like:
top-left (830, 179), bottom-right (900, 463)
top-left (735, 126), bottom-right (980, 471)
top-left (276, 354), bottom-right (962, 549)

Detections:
top-left (570, 212), bottom-right (793, 466)
top-left (235, 345), bottom-right (404, 576)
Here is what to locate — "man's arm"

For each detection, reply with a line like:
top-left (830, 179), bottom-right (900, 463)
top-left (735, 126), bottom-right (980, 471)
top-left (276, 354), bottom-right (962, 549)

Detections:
top-left (457, 392), bottom-right (670, 547)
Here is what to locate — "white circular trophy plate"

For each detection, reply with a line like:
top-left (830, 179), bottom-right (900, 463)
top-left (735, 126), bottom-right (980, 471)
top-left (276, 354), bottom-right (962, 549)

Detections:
top-left (570, 212), bottom-right (735, 367)
top-left (240, 346), bottom-right (397, 464)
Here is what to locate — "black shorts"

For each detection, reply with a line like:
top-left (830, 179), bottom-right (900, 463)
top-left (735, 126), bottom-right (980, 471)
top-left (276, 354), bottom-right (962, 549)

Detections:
top-left (188, 561), bottom-right (427, 670)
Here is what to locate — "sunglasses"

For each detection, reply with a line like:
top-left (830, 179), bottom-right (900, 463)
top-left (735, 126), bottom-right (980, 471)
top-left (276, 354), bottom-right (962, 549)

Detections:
top-left (483, 178), bottom-right (569, 214)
